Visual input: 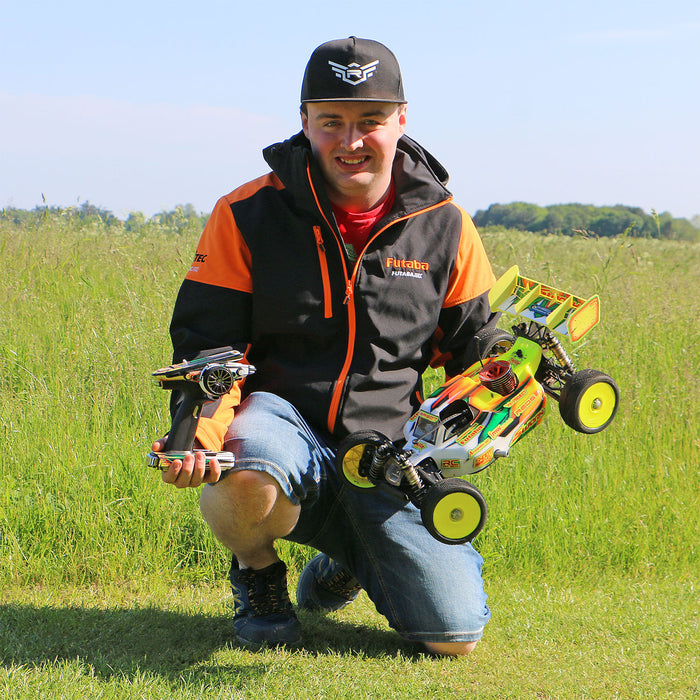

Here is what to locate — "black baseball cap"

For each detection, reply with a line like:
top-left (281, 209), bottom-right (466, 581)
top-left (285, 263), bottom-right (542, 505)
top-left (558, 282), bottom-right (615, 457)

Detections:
top-left (301, 37), bottom-right (406, 104)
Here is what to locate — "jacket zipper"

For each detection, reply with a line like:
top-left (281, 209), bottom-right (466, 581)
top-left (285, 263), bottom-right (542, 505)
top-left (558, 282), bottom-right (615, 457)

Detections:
top-left (306, 163), bottom-right (355, 433)
top-left (306, 159), bottom-right (452, 434)
top-left (329, 202), bottom-right (453, 432)
top-left (313, 226), bottom-right (333, 319)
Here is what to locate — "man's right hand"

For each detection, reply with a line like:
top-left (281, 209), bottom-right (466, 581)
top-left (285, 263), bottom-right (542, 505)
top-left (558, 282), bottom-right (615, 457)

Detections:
top-left (152, 439), bottom-right (222, 488)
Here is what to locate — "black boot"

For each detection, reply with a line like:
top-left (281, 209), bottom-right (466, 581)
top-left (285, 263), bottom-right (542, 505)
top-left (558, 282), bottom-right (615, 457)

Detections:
top-left (229, 556), bottom-right (302, 648)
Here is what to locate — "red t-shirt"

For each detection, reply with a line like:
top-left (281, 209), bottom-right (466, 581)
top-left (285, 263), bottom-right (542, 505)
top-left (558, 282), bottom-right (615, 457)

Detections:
top-left (331, 182), bottom-right (395, 261)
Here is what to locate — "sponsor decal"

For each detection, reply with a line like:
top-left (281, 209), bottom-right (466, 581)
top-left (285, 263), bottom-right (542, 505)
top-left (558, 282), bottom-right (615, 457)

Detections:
top-left (385, 256), bottom-right (430, 270)
top-left (505, 391), bottom-right (541, 418)
top-left (488, 421), bottom-right (509, 439)
top-left (441, 458), bottom-right (462, 470)
top-left (385, 256), bottom-right (430, 280)
top-left (472, 448), bottom-right (495, 469)
top-left (456, 424), bottom-right (483, 445)
top-left (189, 251), bottom-right (207, 274)
top-left (531, 302), bottom-right (553, 318)
top-left (521, 279), bottom-right (573, 305)
top-left (504, 381), bottom-right (543, 417)
top-left (329, 59), bottom-right (380, 85)
top-left (510, 407), bottom-right (546, 443)
top-left (392, 269), bottom-right (424, 279)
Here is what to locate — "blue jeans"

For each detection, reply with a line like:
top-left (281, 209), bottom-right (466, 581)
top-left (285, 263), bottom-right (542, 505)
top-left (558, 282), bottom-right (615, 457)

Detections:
top-left (220, 391), bottom-right (491, 644)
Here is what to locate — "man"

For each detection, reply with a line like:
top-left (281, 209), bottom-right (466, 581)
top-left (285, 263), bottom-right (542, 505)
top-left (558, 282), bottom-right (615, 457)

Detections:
top-left (154, 37), bottom-right (497, 656)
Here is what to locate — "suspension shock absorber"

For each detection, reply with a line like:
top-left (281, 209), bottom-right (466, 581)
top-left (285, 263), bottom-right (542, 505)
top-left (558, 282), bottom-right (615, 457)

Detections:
top-left (369, 443), bottom-right (426, 501)
top-left (368, 443), bottom-right (393, 482)
top-left (542, 329), bottom-right (577, 372)
top-left (396, 453), bottom-right (426, 502)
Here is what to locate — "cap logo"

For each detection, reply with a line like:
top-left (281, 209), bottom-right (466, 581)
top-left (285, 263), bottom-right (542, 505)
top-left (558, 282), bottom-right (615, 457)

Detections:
top-left (328, 59), bottom-right (379, 85)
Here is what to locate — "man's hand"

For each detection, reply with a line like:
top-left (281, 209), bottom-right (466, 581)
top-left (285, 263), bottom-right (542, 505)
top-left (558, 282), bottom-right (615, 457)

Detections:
top-left (151, 439), bottom-right (222, 488)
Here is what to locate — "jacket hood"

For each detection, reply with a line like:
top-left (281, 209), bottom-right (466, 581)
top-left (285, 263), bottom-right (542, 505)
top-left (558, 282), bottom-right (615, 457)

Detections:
top-left (396, 133), bottom-right (450, 188)
top-left (262, 131), bottom-right (452, 215)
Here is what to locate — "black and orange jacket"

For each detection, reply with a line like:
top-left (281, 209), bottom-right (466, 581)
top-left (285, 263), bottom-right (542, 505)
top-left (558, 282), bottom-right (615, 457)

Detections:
top-left (169, 132), bottom-right (497, 449)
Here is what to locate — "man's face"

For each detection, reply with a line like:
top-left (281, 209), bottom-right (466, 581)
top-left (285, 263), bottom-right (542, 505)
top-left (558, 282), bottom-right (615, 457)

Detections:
top-left (301, 101), bottom-right (407, 212)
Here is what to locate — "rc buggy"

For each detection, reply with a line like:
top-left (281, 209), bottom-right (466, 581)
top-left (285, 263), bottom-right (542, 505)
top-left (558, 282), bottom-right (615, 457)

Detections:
top-left (336, 266), bottom-right (620, 545)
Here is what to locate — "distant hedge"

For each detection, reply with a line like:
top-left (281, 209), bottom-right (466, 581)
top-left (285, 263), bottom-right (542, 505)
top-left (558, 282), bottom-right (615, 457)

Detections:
top-left (3, 200), bottom-right (698, 242)
top-left (473, 202), bottom-right (698, 241)
top-left (0, 202), bottom-right (209, 236)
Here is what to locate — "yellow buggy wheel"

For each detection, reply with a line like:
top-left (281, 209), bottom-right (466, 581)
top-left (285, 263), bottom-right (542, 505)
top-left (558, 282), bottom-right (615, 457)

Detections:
top-left (559, 369), bottom-right (620, 434)
top-left (336, 430), bottom-right (391, 490)
top-left (420, 478), bottom-right (487, 545)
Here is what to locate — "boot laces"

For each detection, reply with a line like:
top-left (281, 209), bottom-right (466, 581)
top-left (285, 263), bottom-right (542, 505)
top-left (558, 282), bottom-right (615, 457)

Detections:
top-left (318, 562), bottom-right (361, 598)
top-left (238, 566), bottom-right (294, 617)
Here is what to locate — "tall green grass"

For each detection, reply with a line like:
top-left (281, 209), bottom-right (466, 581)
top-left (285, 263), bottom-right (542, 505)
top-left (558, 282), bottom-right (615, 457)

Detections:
top-left (0, 214), bottom-right (698, 589)
top-left (474, 231), bottom-right (700, 579)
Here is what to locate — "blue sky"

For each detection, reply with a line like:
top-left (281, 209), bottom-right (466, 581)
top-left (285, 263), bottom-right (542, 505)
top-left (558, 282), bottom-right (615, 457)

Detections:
top-left (2, 0), bottom-right (699, 220)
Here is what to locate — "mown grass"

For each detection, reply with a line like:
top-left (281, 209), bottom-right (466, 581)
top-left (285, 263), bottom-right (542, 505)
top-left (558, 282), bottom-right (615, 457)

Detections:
top-left (0, 213), bottom-right (698, 697)
top-left (1, 575), bottom-right (697, 699)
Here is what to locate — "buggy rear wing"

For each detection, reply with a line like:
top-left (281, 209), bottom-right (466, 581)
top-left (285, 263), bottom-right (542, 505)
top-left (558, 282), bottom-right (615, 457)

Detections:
top-left (489, 266), bottom-right (600, 342)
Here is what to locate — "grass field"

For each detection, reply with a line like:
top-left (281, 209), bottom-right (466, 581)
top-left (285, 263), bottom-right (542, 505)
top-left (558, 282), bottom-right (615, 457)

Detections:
top-left (1, 212), bottom-right (698, 698)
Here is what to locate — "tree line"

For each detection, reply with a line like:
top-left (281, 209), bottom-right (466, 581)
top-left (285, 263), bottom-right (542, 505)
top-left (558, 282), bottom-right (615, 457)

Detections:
top-left (2, 200), bottom-right (699, 242)
top-left (473, 202), bottom-right (699, 241)
top-left (0, 202), bottom-right (209, 236)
